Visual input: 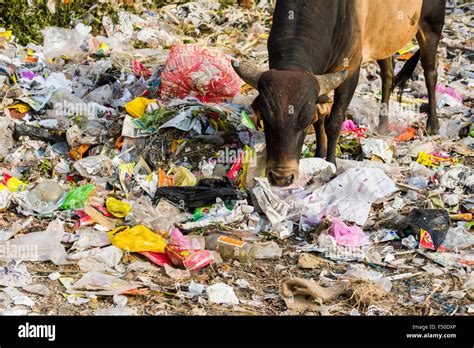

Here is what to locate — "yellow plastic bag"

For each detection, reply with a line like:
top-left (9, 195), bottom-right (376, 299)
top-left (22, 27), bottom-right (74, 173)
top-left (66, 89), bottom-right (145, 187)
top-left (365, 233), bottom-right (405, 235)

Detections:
top-left (106, 197), bottom-right (132, 218)
top-left (125, 97), bottom-right (154, 118)
top-left (168, 166), bottom-right (197, 186)
top-left (108, 225), bottom-right (167, 253)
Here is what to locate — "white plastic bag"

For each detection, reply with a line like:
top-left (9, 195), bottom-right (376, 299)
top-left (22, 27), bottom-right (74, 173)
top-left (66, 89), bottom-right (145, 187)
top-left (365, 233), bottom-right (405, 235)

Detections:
top-left (42, 24), bottom-right (92, 62)
top-left (304, 168), bottom-right (398, 225)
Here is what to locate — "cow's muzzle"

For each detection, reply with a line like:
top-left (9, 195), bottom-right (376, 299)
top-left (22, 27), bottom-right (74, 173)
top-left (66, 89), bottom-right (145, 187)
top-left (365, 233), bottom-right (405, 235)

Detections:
top-left (267, 168), bottom-right (299, 187)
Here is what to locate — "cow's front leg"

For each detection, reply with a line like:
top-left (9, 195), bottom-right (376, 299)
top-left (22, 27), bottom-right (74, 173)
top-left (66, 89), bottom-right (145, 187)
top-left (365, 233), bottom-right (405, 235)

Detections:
top-left (315, 117), bottom-right (327, 158)
top-left (314, 93), bottom-right (333, 158)
top-left (325, 68), bottom-right (361, 164)
top-left (376, 57), bottom-right (394, 135)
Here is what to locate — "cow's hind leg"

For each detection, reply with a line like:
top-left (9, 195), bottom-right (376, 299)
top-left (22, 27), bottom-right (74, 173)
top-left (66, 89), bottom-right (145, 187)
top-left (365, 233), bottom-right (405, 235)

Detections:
top-left (417, 1), bottom-right (446, 135)
top-left (376, 57), bottom-right (394, 135)
top-left (325, 68), bottom-right (361, 164)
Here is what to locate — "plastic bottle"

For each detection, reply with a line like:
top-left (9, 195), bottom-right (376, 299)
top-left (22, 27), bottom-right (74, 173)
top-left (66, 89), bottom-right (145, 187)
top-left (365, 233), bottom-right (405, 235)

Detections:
top-left (249, 241), bottom-right (282, 259)
top-left (205, 235), bottom-right (282, 262)
top-left (205, 234), bottom-right (253, 263)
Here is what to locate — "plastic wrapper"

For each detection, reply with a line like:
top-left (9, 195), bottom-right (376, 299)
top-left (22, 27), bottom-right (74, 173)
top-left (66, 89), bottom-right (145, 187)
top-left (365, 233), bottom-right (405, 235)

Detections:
top-left (420, 228), bottom-right (446, 252)
top-left (395, 127), bottom-right (416, 142)
top-left (71, 229), bottom-right (111, 250)
top-left (250, 241), bottom-right (282, 259)
top-left (159, 45), bottom-right (244, 103)
top-left (165, 245), bottom-right (214, 271)
top-left (340, 119), bottom-right (367, 138)
top-left (0, 187), bottom-right (12, 210)
top-left (106, 197), bottom-right (132, 218)
top-left (403, 209), bottom-right (450, 251)
top-left (164, 263), bottom-right (190, 280)
top-left (166, 228), bottom-right (213, 270)
top-left (443, 226), bottom-right (474, 250)
top-left (342, 264), bottom-right (392, 293)
top-left (0, 172), bottom-right (27, 192)
top-left (131, 196), bottom-right (184, 236)
top-left (416, 152), bottom-right (458, 168)
top-left (227, 146), bottom-right (253, 189)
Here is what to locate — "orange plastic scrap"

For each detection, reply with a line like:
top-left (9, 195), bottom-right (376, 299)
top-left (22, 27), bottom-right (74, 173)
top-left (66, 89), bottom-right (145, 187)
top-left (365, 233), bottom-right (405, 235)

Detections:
top-left (25, 55), bottom-right (38, 63)
top-left (115, 136), bottom-right (124, 150)
top-left (158, 168), bottom-right (174, 187)
top-left (459, 258), bottom-right (474, 266)
top-left (396, 127), bottom-right (416, 142)
top-left (122, 288), bottom-right (149, 295)
top-left (450, 213), bottom-right (472, 221)
top-left (397, 53), bottom-right (415, 61)
top-left (69, 144), bottom-right (91, 160)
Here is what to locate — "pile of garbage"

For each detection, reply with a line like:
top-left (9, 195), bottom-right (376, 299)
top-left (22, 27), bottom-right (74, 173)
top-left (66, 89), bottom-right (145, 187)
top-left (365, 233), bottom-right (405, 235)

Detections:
top-left (0, 1), bottom-right (472, 316)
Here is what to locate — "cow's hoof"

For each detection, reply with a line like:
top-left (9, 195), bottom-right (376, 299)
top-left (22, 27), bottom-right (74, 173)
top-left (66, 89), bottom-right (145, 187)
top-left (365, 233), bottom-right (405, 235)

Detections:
top-left (376, 124), bottom-right (389, 136)
top-left (426, 122), bottom-right (439, 136)
top-left (326, 156), bottom-right (337, 166)
top-left (315, 149), bottom-right (327, 159)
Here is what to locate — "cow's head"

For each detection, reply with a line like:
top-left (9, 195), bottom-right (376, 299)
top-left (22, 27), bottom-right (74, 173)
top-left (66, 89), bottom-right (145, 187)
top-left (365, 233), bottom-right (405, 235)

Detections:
top-left (232, 60), bottom-right (347, 187)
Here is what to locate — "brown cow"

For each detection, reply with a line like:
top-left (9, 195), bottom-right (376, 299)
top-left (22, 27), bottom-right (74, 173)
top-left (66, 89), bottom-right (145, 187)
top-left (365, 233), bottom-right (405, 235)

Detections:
top-left (238, 0), bottom-right (253, 8)
top-left (233, 0), bottom-right (446, 187)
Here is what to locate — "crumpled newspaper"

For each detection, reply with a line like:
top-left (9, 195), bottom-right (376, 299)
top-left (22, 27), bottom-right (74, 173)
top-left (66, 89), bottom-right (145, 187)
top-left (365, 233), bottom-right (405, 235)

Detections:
top-left (252, 177), bottom-right (290, 225)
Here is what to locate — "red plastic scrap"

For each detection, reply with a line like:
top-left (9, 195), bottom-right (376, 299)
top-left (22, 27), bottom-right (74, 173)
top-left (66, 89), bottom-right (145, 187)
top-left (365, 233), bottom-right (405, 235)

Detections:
top-left (139, 251), bottom-right (172, 267)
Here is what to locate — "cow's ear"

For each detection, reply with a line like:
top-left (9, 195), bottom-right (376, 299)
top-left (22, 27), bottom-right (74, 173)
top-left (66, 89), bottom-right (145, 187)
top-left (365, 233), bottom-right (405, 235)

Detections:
top-left (231, 60), bottom-right (265, 90)
top-left (314, 70), bottom-right (348, 96)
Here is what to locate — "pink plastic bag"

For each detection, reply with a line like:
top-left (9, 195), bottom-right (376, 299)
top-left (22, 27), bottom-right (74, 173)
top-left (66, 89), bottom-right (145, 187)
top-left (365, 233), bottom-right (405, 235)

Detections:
top-left (341, 119), bottom-right (358, 132)
top-left (329, 218), bottom-right (369, 247)
top-left (159, 45), bottom-right (244, 103)
top-left (340, 120), bottom-right (367, 138)
top-left (169, 227), bottom-right (190, 249)
top-left (435, 85), bottom-right (463, 102)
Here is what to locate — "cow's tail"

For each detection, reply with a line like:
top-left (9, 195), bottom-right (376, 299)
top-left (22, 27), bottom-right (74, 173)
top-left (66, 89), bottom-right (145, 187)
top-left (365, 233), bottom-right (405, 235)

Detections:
top-left (392, 49), bottom-right (421, 103)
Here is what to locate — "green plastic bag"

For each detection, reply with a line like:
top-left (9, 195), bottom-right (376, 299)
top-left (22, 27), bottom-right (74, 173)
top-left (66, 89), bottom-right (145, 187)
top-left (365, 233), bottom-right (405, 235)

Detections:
top-left (60, 184), bottom-right (95, 210)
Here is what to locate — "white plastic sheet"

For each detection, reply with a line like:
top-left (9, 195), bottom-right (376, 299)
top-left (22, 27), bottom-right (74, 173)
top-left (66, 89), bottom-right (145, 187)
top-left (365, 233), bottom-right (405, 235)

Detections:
top-left (304, 168), bottom-right (398, 225)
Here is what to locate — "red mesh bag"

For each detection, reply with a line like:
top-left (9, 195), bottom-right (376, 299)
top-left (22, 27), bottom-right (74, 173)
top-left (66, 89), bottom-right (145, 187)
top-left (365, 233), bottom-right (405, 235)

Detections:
top-left (159, 45), bottom-right (244, 103)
